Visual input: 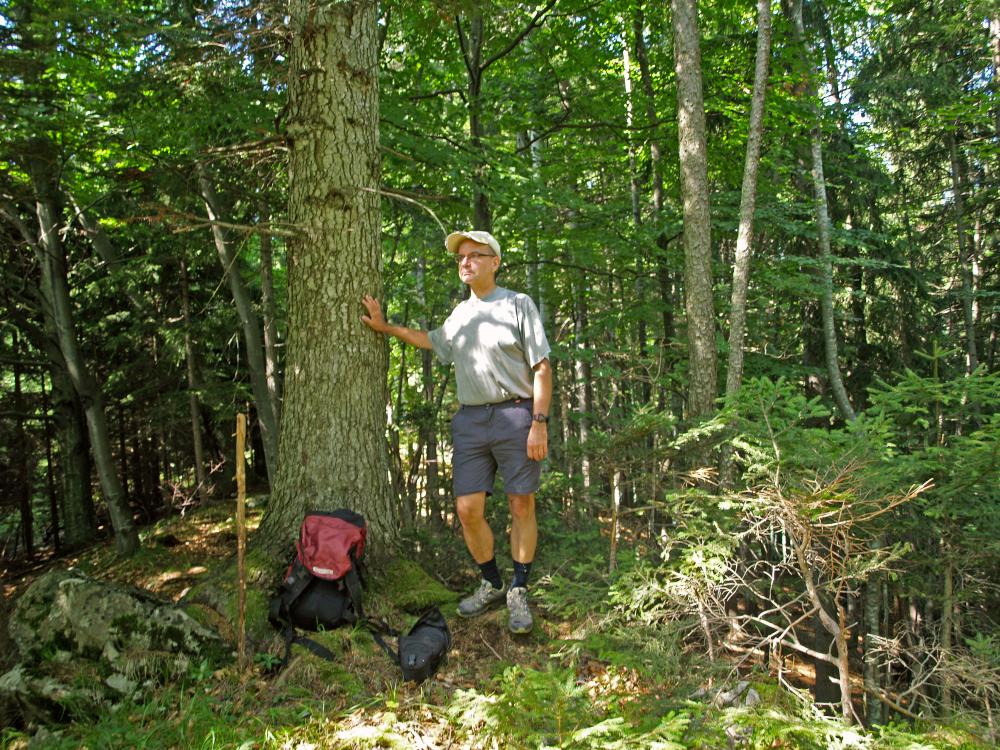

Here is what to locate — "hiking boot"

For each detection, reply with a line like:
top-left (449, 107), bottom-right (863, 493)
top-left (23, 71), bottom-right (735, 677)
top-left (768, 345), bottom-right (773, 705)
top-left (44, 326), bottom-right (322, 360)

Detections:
top-left (506, 586), bottom-right (533, 634)
top-left (457, 579), bottom-right (507, 618)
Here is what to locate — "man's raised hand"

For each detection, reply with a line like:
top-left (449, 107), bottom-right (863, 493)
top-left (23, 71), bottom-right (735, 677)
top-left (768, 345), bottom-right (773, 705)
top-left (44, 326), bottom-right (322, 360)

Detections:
top-left (361, 294), bottom-right (388, 332)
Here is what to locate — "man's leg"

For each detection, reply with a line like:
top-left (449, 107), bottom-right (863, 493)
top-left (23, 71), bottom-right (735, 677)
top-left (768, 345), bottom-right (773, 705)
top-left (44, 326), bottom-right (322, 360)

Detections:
top-left (508, 492), bottom-right (537, 566)
top-left (456, 492), bottom-right (493, 563)
top-left (507, 492), bottom-right (537, 634)
top-left (456, 491), bottom-right (507, 617)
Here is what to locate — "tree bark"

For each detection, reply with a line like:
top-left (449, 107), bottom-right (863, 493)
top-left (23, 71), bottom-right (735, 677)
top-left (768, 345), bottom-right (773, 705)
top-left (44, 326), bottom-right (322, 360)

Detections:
top-left (40, 373), bottom-right (61, 551)
top-left (196, 163), bottom-right (280, 488)
top-left (257, 0), bottom-right (395, 556)
top-left (785, 0), bottom-right (855, 422)
top-left (671, 0), bottom-right (717, 419)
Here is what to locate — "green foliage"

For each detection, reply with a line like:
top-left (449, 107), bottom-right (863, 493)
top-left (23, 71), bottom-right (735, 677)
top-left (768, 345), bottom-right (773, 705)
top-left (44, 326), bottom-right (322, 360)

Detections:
top-left (448, 664), bottom-right (690, 749)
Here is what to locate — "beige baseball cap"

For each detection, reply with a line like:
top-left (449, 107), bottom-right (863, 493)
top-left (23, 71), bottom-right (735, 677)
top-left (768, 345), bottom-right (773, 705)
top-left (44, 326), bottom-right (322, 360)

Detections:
top-left (445, 230), bottom-right (502, 260)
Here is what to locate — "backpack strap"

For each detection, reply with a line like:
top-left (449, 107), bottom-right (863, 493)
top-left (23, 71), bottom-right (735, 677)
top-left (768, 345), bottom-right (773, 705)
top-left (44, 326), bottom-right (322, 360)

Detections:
top-left (363, 617), bottom-right (400, 663)
top-left (343, 562), bottom-right (365, 621)
top-left (278, 626), bottom-right (337, 669)
top-left (340, 555), bottom-right (401, 663)
top-left (269, 557), bottom-right (312, 628)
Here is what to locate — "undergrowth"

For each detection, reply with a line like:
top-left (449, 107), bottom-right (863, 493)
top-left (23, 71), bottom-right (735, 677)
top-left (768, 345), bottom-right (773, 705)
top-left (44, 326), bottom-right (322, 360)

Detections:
top-left (1, 500), bottom-right (993, 749)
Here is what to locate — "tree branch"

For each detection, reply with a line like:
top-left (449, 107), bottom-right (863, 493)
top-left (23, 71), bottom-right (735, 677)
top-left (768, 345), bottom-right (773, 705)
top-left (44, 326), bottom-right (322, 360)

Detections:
top-left (481, 0), bottom-right (559, 73)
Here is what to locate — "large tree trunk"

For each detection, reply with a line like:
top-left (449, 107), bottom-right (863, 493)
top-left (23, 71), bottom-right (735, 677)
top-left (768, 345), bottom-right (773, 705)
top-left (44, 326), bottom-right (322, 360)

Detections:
top-left (257, 0), bottom-right (395, 557)
top-left (27, 142), bottom-right (139, 556)
top-left (671, 0), bottom-right (717, 419)
top-left (785, 0), bottom-right (855, 422)
top-left (196, 164), bottom-right (280, 488)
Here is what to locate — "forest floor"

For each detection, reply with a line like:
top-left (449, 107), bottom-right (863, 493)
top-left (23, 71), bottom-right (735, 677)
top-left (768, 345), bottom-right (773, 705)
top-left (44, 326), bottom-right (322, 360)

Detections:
top-left (0, 498), bottom-right (991, 750)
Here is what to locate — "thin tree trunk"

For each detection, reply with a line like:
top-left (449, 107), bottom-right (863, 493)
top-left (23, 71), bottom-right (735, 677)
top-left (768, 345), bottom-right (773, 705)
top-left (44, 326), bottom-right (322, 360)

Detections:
top-left (785, 0), bottom-right (855, 422)
top-left (941, 545), bottom-right (954, 713)
top-left (725, 0), bottom-right (772, 399)
top-left (722, 0), bottom-right (772, 486)
top-left (634, 4), bottom-right (676, 408)
top-left (40, 372), bottom-right (60, 551)
top-left (258, 0), bottom-right (396, 555)
top-left (196, 163), bottom-right (279, 488)
top-left (179, 258), bottom-right (208, 502)
top-left (672, 0), bottom-right (717, 419)
top-left (45, 349), bottom-right (96, 548)
top-left (946, 133), bottom-right (978, 375)
top-left (991, 17), bottom-right (1000, 140)
top-left (463, 10), bottom-right (491, 232)
top-left (623, 38), bottom-right (651, 407)
top-left (27, 142), bottom-right (138, 556)
top-left (455, 2), bottom-right (555, 232)
top-left (258, 201), bottom-right (283, 422)
top-left (416, 251), bottom-right (441, 523)
top-left (864, 539), bottom-right (885, 725)
top-left (14, 333), bottom-right (34, 558)
top-left (575, 271), bottom-right (593, 505)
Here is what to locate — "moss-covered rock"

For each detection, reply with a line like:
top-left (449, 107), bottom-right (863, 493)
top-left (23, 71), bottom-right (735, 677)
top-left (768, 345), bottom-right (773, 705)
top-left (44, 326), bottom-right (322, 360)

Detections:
top-left (1, 568), bottom-right (232, 726)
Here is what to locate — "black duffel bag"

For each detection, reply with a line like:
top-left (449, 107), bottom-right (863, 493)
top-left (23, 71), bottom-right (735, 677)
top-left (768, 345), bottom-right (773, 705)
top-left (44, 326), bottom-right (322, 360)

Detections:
top-left (397, 608), bottom-right (452, 683)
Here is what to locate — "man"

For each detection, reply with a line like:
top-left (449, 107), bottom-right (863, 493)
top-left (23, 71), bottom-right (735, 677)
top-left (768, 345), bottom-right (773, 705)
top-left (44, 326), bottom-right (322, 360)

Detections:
top-left (361, 230), bottom-right (552, 634)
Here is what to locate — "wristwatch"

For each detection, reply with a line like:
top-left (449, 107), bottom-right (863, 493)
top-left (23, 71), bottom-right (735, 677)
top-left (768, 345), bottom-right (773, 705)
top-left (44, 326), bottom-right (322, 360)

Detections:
top-left (532, 413), bottom-right (549, 423)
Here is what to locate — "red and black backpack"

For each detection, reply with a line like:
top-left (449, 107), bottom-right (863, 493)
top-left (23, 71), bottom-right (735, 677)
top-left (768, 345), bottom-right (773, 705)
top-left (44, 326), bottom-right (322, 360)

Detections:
top-left (268, 509), bottom-right (369, 662)
top-left (267, 508), bottom-right (451, 682)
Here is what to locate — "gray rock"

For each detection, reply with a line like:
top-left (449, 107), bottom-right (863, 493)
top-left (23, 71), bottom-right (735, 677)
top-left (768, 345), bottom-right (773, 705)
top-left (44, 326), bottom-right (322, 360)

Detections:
top-left (2, 568), bottom-right (231, 726)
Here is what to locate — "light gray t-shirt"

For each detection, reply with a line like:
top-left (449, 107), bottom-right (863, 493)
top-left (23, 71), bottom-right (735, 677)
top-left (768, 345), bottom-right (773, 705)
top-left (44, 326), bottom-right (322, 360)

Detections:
top-left (428, 287), bottom-right (551, 406)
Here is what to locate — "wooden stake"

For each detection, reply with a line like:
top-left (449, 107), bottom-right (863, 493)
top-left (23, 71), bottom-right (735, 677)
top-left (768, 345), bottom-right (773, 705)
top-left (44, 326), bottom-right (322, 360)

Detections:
top-left (236, 413), bottom-right (248, 669)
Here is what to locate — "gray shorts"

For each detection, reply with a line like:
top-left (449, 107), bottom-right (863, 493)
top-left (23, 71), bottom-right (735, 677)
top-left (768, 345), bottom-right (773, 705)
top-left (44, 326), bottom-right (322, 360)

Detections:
top-left (451, 399), bottom-right (542, 497)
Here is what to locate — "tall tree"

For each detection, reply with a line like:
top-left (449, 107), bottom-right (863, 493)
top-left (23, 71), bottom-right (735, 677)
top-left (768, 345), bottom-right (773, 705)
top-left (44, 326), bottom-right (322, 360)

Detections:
top-left (784, 0), bottom-right (855, 422)
top-left (454, 2), bottom-right (557, 231)
top-left (671, 0), bottom-right (717, 419)
top-left (25, 139), bottom-right (139, 555)
top-left (256, 0), bottom-right (396, 555)
top-left (724, 0), bottom-right (772, 400)
top-left (195, 162), bottom-right (280, 487)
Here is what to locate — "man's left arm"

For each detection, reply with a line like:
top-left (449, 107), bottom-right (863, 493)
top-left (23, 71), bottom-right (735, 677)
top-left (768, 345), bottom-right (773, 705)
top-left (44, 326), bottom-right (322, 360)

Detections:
top-left (527, 358), bottom-right (552, 461)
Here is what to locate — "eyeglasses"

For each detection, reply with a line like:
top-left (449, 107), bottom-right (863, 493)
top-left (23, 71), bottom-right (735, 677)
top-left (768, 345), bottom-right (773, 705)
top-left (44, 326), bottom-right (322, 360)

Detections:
top-left (454, 252), bottom-right (496, 265)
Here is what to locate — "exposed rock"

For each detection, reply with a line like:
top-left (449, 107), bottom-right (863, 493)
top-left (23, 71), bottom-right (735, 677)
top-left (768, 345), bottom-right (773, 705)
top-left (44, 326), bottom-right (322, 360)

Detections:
top-left (1, 568), bottom-right (232, 726)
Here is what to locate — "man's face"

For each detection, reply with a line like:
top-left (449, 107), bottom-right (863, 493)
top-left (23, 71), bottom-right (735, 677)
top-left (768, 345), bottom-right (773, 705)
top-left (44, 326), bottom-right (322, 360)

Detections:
top-left (455, 239), bottom-right (499, 286)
